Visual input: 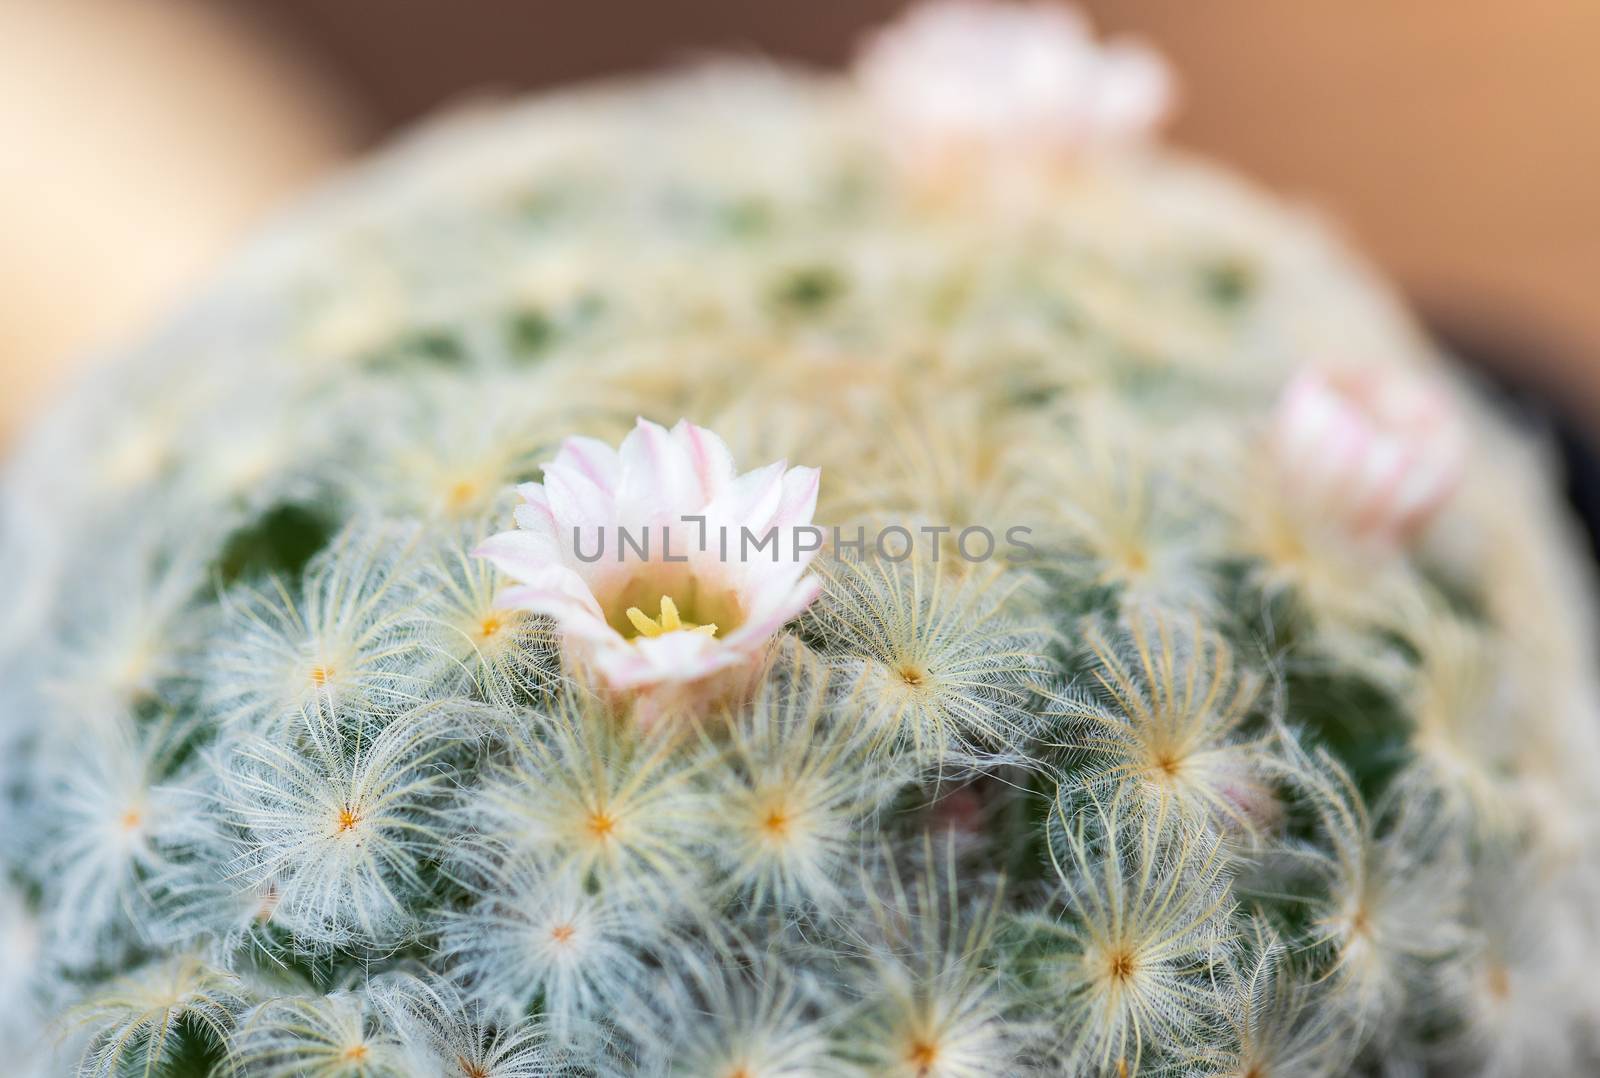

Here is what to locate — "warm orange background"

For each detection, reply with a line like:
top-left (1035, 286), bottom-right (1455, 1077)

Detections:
top-left (1083, 1), bottom-right (1600, 420)
top-left (0, 0), bottom-right (356, 439)
top-left (4, 1), bottom-right (1597, 437)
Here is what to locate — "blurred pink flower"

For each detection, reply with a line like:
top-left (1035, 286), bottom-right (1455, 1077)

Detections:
top-left (856, 1), bottom-right (1172, 171)
top-left (476, 419), bottom-right (821, 719)
top-left (1272, 366), bottom-right (1465, 544)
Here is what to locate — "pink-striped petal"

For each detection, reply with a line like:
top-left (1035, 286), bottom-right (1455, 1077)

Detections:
top-left (473, 530), bottom-right (563, 581)
top-left (546, 435), bottom-right (620, 496)
top-left (769, 465), bottom-right (821, 537)
top-left (671, 419), bottom-right (737, 504)
top-left (708, 461), bottom-right (787, 540)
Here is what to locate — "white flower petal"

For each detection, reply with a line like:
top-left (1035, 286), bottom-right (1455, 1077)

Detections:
top-left (543, 466), bottom-right (617, 535)
top-left (618, 417), bottom-right (705, 517)
top-left (598, 630), bottom-right (735, 691)
top-left (724, 576), bottom-right (823, 652)
top-left (497, 581), bottom-right (610, 643)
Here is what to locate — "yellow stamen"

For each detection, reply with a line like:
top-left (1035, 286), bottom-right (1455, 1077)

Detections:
top-left (659, 595), bottom-right (684, 631)
top-left (625, 595), bottom-right (717, 639)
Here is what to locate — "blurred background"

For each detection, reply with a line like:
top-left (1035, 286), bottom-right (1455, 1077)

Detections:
top-left (3, 0), bottom-right (1597, 443)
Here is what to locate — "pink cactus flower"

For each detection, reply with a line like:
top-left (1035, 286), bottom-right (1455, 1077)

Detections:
top-left (1272, 366), bottom-right (1466, 544)
top-left (475, 419), bottom-right (821, 720)
top-left (856, 1), bottom-right (1172, 173)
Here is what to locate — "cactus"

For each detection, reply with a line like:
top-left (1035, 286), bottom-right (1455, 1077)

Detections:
top-left (3, 5), bottom-right (1599, 1075)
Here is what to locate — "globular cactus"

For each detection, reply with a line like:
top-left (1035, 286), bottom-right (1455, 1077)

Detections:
top-left (4, 4), bottom-right (1599, 1075)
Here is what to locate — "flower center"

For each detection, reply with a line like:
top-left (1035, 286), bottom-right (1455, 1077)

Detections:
top-left (624, 595), bottom-right (718, 639)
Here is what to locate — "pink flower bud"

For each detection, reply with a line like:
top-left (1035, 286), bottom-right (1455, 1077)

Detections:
top-left (1272, 366), bottom-right (1465, 544)
top-left (855, 1), bottom-right (1172, 177)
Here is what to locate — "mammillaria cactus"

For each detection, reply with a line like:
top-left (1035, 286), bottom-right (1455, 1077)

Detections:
top-left (4, 3), bottom-right (1600, 1075)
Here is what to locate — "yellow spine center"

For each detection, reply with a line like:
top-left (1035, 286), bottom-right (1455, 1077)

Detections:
top-left (444, 478), bottom-right (481, 511)
top-left (907, 1041), bottom-right (939, 1071)
top-left (587, 810), bottom-right (618, 840)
